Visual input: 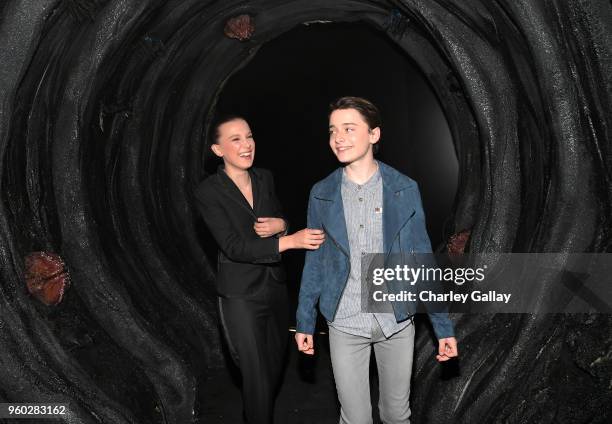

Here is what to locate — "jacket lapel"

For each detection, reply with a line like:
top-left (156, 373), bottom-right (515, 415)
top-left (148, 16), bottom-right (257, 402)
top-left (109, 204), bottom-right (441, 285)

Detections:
top-left (314, 168), bottom-right (350, 256)
top-left (314, 163), bottom-right (417, 257)
top-left (216, 165), bottom-right (256, 218)
top-left (250, 168), bottom-right (263, 215)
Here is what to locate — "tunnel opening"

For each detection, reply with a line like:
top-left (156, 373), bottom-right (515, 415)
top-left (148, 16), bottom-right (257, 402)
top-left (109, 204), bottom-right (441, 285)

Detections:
top-left (211, 21), bottom-right (459, 248)
top-left (207, 21), bottom-right (459, 327)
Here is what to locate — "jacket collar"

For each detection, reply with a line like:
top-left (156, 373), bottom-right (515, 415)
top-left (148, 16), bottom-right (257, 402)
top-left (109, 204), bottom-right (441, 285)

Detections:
top-left (313, 161), bottom-right (415, 256)
top-left (314, 161), bottom-right (413, 200)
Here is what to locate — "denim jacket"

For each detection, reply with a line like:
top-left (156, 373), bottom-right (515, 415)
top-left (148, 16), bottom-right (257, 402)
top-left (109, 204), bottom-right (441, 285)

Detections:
top-left (296, 161), bottom-right (455, 340)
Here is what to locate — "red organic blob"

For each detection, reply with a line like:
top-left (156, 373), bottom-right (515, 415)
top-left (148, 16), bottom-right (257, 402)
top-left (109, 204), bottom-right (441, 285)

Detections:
top-left (224, 14), bottom-right (255, 41)
top-left (447, 229), bottom-right (471, 256)
top-left (25, 251), bottom-right (70, 306)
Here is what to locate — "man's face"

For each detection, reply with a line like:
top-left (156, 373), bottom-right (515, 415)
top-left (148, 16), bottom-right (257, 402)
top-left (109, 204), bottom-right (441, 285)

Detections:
top-left (328, 108), bottom-right (380, 164)
top-left (211, 118), bottom-right (255, 171)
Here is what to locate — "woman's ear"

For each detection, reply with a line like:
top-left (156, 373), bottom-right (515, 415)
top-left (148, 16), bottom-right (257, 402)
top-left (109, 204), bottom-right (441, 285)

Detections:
top-left (210, 143), bottom-right (223, 158)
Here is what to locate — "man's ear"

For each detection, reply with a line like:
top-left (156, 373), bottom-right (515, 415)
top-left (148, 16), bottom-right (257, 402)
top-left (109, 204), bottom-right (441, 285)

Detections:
top-left (369, 127), bottom-right (381, 144)
top-left (210, 143), bottom-right (223, 158)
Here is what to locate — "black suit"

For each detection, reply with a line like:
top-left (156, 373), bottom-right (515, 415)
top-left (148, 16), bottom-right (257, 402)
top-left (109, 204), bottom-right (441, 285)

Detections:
top-left (194, 165), bottom-right (288, 424)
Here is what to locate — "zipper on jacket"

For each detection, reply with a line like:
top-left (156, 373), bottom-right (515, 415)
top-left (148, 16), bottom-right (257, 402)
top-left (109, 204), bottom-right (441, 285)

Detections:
top-left (322, 223), bottom-right (351, 320)
top-left (385, 208), bottom-right (416, 260)
top-left (385, 210), bottom-right (416, 321)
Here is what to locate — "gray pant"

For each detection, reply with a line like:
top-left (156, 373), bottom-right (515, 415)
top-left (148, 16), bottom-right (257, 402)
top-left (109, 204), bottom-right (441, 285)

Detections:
top-left (328, 318), bottom-right (415, 424)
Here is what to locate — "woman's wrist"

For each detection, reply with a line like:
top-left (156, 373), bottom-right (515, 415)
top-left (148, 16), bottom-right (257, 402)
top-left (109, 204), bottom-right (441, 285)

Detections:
top-left (278, 234), bottom-right (294, 252)
top-left (275, 219), bottom-right (288, 238)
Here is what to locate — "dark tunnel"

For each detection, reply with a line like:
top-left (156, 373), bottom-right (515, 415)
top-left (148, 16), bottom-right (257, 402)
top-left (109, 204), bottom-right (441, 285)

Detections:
top-left (0, 1), bottom-right (611, 423)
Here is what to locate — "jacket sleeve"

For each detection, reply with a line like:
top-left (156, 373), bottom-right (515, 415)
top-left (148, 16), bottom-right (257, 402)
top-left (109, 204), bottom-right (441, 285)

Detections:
top-left (295, 188), bottom-right (323, 335)
top-left (411, 182), bottom-right (456, 340)
top-left (194, 185), bottom-right (281, 264)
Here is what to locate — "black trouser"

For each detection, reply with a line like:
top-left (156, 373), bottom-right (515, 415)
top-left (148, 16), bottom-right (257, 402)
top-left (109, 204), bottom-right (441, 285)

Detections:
top-left (218, 281), bottom-right (288, 424)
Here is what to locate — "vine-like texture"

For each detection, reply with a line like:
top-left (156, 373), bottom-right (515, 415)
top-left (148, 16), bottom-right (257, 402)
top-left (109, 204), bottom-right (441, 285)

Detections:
top-left (0, 1), bottom-right (610, 422)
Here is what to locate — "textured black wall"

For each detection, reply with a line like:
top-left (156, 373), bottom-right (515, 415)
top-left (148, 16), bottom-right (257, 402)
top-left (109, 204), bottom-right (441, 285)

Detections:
top-left (0, 1), bottom-right (611, 423)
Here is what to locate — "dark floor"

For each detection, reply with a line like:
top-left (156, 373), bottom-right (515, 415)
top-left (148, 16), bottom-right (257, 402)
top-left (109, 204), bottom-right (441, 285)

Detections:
top-left (197, 331), bottom-right (389, 424)
top-left (197, 332), bottom-right (340, 424)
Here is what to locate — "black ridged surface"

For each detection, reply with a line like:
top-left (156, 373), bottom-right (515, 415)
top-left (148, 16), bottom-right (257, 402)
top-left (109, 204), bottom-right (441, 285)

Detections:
top-left (0, 1), bottom-right (610, 422)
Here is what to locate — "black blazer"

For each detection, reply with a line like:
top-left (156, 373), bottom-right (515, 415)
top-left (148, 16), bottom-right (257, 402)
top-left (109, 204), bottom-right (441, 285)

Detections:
top-left (194, 166), bottom-right (287, 298)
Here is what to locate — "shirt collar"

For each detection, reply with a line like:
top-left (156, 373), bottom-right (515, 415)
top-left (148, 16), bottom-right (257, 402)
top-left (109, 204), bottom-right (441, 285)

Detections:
top-left (341, 161), bottom-right (381, 191)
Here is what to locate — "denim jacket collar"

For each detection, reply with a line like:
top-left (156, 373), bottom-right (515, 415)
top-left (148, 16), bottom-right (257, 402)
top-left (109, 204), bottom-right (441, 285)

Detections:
top-left (313, 161), bottom-right (416, 256)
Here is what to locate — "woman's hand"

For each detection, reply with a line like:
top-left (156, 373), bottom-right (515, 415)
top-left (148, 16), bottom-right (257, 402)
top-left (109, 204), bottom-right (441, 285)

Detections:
top-left (254, 217), bottom-right (286, 238)
top-left (279, 229), bottom-right (325, 252)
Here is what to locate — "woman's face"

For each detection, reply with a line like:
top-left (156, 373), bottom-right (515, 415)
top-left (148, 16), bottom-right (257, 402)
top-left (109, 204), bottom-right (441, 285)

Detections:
top-left (211, 118), bottom-right (255, 171)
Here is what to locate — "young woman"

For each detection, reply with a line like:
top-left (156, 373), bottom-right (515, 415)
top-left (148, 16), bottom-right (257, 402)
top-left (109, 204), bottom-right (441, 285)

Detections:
top-left (193, 115), bottom-right (325, 424)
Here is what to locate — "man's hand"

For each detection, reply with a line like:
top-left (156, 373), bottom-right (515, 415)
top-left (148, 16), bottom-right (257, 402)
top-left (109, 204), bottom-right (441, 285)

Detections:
top-left (436, 337), bottom-right (458, 362)
top-left (295, 332), bottom-right (315, 355)
top-left (254, 217), bottom-right (286, 238)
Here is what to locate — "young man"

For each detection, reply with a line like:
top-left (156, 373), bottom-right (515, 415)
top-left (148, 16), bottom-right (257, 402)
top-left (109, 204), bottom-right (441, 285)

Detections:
top-left (295, 97), bottom-right (458, 424)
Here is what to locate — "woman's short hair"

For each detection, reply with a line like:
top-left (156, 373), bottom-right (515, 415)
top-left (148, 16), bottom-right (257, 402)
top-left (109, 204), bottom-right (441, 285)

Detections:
top-left (329, 96), bottom-right (382, 153)
top-left (210, 114), bottom-right (247, 144)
